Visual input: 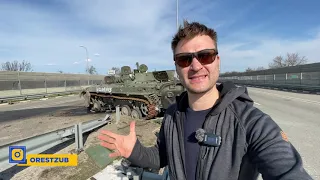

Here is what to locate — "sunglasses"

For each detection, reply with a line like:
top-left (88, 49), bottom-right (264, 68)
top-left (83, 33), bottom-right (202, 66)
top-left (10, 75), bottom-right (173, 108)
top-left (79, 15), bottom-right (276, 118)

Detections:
top-left (174, 49), bottom-right (218, 68)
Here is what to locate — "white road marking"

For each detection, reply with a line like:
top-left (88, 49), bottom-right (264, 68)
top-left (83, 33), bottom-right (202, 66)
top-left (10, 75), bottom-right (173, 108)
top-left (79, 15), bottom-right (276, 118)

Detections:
top-left (10, 99), bottom-right (81, 111)
top-left (250, 89), bottom-right (320, 106)
top-left (254, 102), bottom-right (261, 106)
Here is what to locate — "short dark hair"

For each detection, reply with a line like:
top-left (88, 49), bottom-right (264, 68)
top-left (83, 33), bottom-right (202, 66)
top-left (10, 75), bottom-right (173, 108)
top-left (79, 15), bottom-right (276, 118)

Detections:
top-left (171, 20), bottom-right (218, 53)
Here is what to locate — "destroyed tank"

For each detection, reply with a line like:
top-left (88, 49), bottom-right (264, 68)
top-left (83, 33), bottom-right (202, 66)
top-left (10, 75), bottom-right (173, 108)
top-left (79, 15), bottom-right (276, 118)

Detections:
top-left (80, 63), bottom-right (185, 120)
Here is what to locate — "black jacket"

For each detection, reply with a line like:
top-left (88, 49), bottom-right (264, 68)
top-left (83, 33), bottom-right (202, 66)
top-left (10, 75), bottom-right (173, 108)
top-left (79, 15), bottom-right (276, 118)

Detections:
top-left (127, 81), bottom-right (313, 180)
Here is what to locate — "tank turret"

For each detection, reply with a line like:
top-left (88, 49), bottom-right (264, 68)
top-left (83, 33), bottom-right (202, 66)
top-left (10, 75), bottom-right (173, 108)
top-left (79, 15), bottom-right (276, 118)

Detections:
top-left (121, 66), bottom-right (132, 75)
top-left (138, 64), bottom-right (148, 73)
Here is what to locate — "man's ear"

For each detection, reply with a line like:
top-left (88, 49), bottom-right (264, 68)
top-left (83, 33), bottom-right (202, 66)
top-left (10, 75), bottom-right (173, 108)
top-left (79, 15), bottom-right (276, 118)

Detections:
top-left (174, 64), bottom-right (180, 80)
top-left (217, 55), bottom-right (221, 71)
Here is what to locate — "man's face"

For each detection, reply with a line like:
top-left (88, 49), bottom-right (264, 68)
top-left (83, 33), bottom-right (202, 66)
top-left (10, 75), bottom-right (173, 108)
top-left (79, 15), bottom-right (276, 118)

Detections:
top-left (174, 35), bottom-right (220, 94)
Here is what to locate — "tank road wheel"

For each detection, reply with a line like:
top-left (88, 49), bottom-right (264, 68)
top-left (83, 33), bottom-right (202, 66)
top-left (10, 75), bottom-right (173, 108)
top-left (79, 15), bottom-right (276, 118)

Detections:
top-left (131, 108), bottom-right (142, 119)
top-left (140, 103), bottom-right (149, 116)
top-left (121, 105), bottom-right (131, 116)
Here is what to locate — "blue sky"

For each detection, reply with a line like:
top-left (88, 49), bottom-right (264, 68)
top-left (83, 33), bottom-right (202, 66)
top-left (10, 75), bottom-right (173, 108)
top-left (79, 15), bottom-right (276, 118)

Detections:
top-left (0, 0), bottom-right (319, 74)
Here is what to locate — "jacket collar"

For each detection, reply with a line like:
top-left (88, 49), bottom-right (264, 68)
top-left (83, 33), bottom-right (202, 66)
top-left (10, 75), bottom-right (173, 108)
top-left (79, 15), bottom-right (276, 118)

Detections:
top-left (175, 82), bottom-right (239, 115)
top-left (176, 91), bottom-right (189, 112)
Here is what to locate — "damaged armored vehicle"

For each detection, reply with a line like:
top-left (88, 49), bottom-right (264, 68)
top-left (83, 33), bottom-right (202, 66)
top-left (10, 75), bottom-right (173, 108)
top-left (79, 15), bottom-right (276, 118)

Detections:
top-left (80, 63), bottom-right (185, 120)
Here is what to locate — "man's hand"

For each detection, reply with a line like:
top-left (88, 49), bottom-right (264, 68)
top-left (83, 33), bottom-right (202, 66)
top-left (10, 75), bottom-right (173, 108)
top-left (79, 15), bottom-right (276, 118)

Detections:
top-left (98, 121), bottom-right (137, 158)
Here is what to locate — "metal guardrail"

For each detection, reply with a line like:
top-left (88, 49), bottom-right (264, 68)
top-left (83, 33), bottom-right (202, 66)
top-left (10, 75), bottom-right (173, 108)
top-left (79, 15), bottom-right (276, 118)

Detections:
top-left (0, 116), bottom-right (111, 172)
top-left (218, 79), bottom-right (320, 93)
top-left (219, 62), bottom-right (320, 93)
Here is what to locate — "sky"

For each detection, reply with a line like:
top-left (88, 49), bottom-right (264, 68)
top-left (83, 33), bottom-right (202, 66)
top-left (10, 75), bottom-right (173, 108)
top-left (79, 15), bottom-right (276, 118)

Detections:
top-left (0, 0), bottom-right (319, 74)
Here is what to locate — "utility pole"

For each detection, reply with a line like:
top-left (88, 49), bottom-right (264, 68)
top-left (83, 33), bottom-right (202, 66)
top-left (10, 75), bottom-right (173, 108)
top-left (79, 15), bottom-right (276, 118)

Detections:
top-left (174, 0), bottom-right (180, 80)
top-left (80, 45), bottom-right (90, 85)
top-left (176, 0), bottom-right (179, 30)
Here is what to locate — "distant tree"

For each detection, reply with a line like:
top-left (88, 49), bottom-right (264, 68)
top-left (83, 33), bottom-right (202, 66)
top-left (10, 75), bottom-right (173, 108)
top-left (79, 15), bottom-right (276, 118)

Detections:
top-left (58, 70), bottom-right (63, 73)
top-left (269, 53), bottom-right (307, 69)
top-left (246, 66), bottom-right (265, 72)
top-left (111, 67), bottom-right (120, 75)
top-left (285, 52), bottom-right (308, 66)
top-left (87, 65), bottom-right (97, 74)
top-left (245, 67), bottom-right (254, 72)
top-left (1, 60), bottom-right (33, 71)
top-left (256, 66), bottom-right (265, 71)
top-left (269, 56), bottom-right (285, 68)
top-left (222, 71), bottom-right (241, 76)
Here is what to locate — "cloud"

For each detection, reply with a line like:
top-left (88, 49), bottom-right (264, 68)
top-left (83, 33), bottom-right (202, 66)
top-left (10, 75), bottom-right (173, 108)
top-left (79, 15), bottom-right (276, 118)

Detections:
top-left (46, 63), bottom-right (56, 66)
top-left (0, 0), bottom-right (181, 74)
top-left (219, 31), bottom-right (320, 72)
top-left (0, 0), bottom-right (319, 74)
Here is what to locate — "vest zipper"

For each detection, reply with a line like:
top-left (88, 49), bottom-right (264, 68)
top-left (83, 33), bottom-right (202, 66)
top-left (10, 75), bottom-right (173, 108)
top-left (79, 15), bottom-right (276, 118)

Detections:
top-left (175, 111), bottom-right (187, 180)
top-left (195, 114), bottom-right (210, 180)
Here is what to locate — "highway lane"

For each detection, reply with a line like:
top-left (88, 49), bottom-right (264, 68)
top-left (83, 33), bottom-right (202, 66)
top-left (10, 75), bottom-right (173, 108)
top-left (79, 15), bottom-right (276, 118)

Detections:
top-left (0, 95), bottom-right (84, 124)
top-left (0, 95), bottom-right (81, 112)
top-left (247, 87), bottom-right (320, 179)
top-left (0, 95), bottom-right (106, 146)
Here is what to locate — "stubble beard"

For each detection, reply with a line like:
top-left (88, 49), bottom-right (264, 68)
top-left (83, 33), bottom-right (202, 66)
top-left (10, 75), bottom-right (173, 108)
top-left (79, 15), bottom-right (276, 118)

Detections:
top-left (186, 83), bottom-right (216, 95)
top-left (182, 76), bottom-right (217, 95)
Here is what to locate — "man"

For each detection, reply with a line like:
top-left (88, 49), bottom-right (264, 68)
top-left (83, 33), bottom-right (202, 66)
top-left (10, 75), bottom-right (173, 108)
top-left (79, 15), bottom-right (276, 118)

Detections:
top-left (98, 20), bottom-right (313, 180)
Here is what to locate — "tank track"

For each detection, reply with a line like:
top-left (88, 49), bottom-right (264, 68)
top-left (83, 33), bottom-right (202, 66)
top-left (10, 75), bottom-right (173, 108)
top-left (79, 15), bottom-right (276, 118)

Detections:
top-left (90, 93), bottom-right (158, 119)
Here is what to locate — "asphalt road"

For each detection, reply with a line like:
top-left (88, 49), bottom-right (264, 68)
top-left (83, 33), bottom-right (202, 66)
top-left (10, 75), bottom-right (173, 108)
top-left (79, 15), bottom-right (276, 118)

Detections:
top-left (0, 95), bottom-right (81, 115)
top-left (247, 87), bottom-right (320, 179)
top-left (0, 95), bottom-right (105, 146)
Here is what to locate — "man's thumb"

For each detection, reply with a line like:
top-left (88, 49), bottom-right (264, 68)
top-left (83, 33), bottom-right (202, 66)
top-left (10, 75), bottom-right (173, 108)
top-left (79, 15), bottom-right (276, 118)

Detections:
top-left (129, 121), bottom-right (136, 134)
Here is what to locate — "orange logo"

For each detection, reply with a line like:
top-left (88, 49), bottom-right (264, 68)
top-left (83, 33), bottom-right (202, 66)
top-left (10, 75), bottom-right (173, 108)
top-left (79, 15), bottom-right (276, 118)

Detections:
top-left (280, 131), bottom-right (289, 142)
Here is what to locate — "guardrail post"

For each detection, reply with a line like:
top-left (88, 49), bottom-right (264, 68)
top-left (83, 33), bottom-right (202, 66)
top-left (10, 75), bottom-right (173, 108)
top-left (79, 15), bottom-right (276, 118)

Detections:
top-left (116, 106), bottom-right (120, 124)
top-left (273, 74), bottom-right (275, 84)
top-left (75, 123), bottom-right (84, 153)
top-left (17, 71), bottom-right (22, 95)
top-left (285, 73), bottom-right (287, 84)
top-left (44, 75), bottom-right (47, 94)
top-left (64, 79), bottom-right (67, 92)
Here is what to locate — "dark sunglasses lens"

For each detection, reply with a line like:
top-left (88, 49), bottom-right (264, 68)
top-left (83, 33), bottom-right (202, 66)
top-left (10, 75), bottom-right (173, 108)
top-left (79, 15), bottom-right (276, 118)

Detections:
top-left (197, 52), bottom-right (215, 65)
top-left (175, 55), bottom-right (193, 67)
